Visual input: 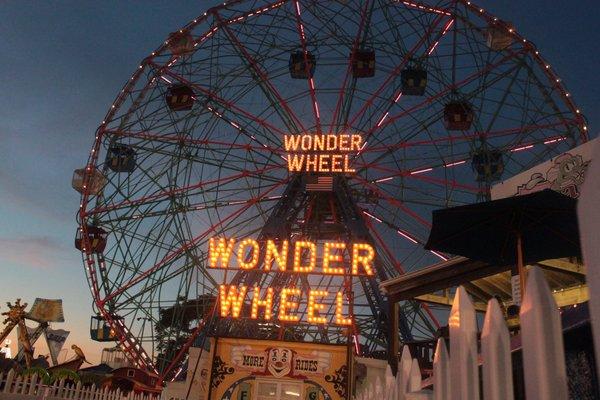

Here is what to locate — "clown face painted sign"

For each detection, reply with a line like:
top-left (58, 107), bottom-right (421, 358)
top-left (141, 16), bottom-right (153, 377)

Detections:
top-left (267, 347), bottom-right (292, 378)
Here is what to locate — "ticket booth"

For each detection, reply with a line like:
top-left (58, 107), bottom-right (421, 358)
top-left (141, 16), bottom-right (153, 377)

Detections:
top-left (208, 338), bottom-right (350, 400)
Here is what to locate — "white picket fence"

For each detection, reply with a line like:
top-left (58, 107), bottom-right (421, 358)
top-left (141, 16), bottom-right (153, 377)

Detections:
top-left (358, 266), bottom-right (572, 400)
top-left (0, 369), bottom-right (159, 400)
top-left (355, 345), bottom-right (433, 400)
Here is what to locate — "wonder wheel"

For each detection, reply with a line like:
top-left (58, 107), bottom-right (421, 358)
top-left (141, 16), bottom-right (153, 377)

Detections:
top-left (74, 0), bottom-right (588, 380)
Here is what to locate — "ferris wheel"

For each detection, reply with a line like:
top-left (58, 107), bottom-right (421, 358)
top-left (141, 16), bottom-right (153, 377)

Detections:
top-left (74, 0), bottom-right (588, 380)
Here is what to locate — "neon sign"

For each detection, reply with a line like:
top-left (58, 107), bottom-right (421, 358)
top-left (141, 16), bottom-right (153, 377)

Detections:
top-left (208, 237), bottom-right (376, 326)
top-left (283, 134), bottom-right (363, 173)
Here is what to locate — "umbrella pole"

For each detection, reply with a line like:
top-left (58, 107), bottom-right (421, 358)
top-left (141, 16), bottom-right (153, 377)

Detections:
top-left (517, 232), bottom-right (526, 299)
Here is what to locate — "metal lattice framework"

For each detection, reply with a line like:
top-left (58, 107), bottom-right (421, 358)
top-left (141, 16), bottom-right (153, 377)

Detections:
top-left (76, 0), bottom-right (588, 380)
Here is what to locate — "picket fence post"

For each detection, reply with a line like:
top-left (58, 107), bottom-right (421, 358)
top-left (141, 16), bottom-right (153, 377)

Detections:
top-left (449, 286), bottom-right (478, 400)
top-left (432, 338), bottom-right (449, 400)
top-left (28, 373), bottom-right (39, 395)
top-left (4, 368), bottom-right (15, 393)
top-left (577, 141), bottom-right (600, 387)
top-left (82, 384), bottom-right (89, 400)
top-left (407, 359), bottom-right (421, 393)
top-left (91, 385), bottom-right (97, 400)
top-left (397, 345), bottom-right (412, 399)
top-left (384, 364), bottom-right (396, 400)
top-left (18, 374), bottom-right (29, 395)
top-left (520, 266), bottom-right (568, 400)
top-left (481, 298), bottom-right (513, 400)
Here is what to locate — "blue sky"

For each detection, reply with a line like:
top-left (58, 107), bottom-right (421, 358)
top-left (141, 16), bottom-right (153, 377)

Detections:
top-left (0, 1), bottom-right (597, 364)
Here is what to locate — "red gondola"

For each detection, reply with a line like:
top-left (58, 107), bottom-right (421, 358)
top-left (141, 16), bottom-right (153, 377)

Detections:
top-left (351, 49), bottom-right (375, 78)
top-left (108, 145), bottom-right (136, 173)
top-left (167, 31), bottom-right (194, 55)
top-left (471, 149), bottom-right (504, 182)
top-left (401, 67), bottom-right (427, 96)
top-left (289, 51), bottom-right (316, 79)
top-left (166, 84), bottom-right (195, 111)
top-left (444, 101), bottom-right (474, 131)
top-left (75, 226), bottom-right (107, 253)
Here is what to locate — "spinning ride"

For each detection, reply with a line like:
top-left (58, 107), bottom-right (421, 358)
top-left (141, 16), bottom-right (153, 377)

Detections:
top-left (74, 0), bottom-right (588, 380)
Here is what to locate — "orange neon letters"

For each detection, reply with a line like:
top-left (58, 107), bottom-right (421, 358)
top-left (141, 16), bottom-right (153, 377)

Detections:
top-left (279, 288), bottom-right (301, 322)
top-left (209, 237), bottom-right (235, 268)
top-left (209, 238), bottom-right (375, 276)
top-left (283, 134), bottom-right (363, 173)
top-left (219, 285), bottom-right (247, 318)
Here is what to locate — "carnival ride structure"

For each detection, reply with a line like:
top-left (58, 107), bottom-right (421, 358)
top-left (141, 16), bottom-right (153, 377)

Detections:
top-left (0, 299), bottom-right (71, 368)
top-left (73, 0), bottom-right (589, 380)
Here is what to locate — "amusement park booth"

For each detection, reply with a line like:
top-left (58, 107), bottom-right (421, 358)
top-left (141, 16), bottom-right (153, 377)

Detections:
top-left (163, 336), bottom-right (354, 400)
top-left (207, 338), bottom-right (350, 400)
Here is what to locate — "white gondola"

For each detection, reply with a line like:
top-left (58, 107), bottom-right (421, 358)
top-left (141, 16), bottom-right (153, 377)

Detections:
top-left (72, 167), bottom-right (106, 195)
top-left (487, 23), bottom-right (514, 50)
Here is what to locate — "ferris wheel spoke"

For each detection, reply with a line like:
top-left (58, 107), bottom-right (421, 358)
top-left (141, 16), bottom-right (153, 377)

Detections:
top-left (362, 47), bottom-right (528, 143)
top-left (86, 163), bottom-right (284, 217)
top-left (357, 161), bottom-right (481, 194)
top-left (99, 195), bottom-right (283, 225)
top-left (201, 105), bottom-right (288, 168)
top-left (100, 176), bottom-right (291, 307)
top-left (357, 119), bottom-right (578, 156)
top-left (291, 0), bottom-right (321, 133)
top-left (111, 216), bottom-right (190, 287)
top-left (350, 174), bottom-right (431, 228)
top-left (149, 62), bottom-right (289, 139)
top-left (112, 258), bottom-right (216, 311)
top-left (106, 129), bottom-right (284, 159)
top-left (330, 0), bottom-right (372, 132)
top-left (213, 10), bottom-right (306, 134)
top-left (346, 13), bottom-right (450, 130)
top-left (362, 209), bottom-right (424, 248)
top-left (399, 0), bottom-right (452, 16)
top-left (362, 216), bottom-right (440, 328)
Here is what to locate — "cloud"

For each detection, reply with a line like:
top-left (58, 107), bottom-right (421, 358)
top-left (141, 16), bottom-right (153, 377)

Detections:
top-left (0, 235), bottom-right (72, 270)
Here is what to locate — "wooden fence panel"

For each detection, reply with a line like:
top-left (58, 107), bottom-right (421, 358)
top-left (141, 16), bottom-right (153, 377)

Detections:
top-left (520, 266), bottom-right (568, 400)
top-left (577, 141), bottom-right (600, 388)
top-left (449, 287), bottom-right (478, 400)
top-left (481, 298), bottom-right (513, 400)
top-left (4, 369), bottom-right (16, 394)
top-left (432, 339), bottom-right (449, 400)
top-left (398, 346), bottom-right (412, 399)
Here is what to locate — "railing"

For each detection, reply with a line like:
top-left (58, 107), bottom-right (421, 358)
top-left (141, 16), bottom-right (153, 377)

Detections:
top-left (0, 369), bottom-right (159, 400)
top-left (358, 266), bottom-right (574, 400)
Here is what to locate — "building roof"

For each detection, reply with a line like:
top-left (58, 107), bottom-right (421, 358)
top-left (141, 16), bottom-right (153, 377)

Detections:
top-left (79, 363), bottom-right (113, 374)
top-left (380, 256), bottom-right (586, 310)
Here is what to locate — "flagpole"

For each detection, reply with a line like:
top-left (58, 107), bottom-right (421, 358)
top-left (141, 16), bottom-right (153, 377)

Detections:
top-left (517, 232), bottom-right (526, 299)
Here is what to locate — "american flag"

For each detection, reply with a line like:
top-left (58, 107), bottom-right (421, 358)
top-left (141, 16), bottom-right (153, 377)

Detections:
top-left (306, 175), bottom-right (334, 192)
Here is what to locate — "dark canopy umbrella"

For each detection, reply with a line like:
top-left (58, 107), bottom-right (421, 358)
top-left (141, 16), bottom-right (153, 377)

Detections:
top-left (425, 189), bottom-right (580, 267)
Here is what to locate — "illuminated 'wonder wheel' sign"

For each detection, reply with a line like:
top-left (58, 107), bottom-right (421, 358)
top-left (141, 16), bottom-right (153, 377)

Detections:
top-left (77, 0), bottom-right (589, 379)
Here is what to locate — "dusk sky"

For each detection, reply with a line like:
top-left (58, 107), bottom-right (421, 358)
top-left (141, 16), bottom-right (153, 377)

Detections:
top-left (1, 1), bottom-right (598, 364)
